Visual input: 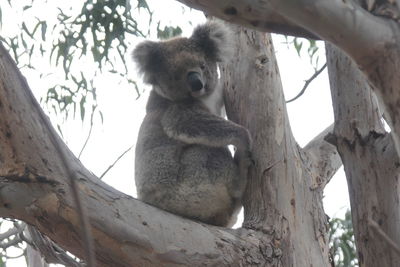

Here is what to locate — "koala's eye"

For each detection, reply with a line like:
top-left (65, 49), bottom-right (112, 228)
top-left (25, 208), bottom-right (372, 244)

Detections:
top-left (200, 63), bottom-right (206, 70)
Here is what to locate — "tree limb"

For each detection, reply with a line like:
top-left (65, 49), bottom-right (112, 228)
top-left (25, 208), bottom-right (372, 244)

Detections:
top-left (303, 125), bottom-right (342, 189)
top-left (176, 0), bottom-right (318, 38)
top-left (99, 144), bottom-right (133, 179)
top-left (286, 63), bottom-right (327, 103)
top-left (27, 226), bottom-right (82, 267)
top-left (0, 222), bottom-right (24, 241)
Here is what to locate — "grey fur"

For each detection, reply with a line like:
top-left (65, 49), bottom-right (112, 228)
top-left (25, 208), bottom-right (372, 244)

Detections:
top-left (133, 21), bottom-right (251, 227)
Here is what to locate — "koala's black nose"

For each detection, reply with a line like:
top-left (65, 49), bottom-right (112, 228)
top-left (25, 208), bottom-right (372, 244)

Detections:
top-left (187, 72), bottom-right (204, 92)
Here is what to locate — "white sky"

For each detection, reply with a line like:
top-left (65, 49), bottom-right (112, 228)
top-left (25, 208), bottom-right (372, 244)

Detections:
top-left (1, 0), bottom-right (350, 265)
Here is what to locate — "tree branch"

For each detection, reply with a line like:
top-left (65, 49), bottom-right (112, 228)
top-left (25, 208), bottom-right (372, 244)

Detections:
top-left (269, 0), bottom-right (393, 64)
top-left (286, 63), bottom-right (327, 103)
top-left (99, 144), bottom-right (133, 179)
top-left (0, 222), bottom-right (24, 242)
top-left (176, 0), bottom-right (318, 38)
top-left (303, 125), bottom-right (342, 189)
top-left (27, 226), bottom-right (82, 267)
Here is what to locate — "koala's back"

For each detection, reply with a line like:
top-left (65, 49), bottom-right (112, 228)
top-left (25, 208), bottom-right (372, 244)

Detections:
top-left (135, 92), bottom-right (241, 227)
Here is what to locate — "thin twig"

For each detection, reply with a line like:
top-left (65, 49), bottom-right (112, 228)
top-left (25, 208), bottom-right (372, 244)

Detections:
top-left (0, 225), bottom-right (24, 241)
top-left (99, 145), bottom-right (134, 179)
top-left (0, 235), bottom-right (24, 250)
top-left (286, 63), bottom-right (327, 103)
top-left (369, 219), bottom-right (400, 256)
top-left (78, 106), bottom-right (96, 159)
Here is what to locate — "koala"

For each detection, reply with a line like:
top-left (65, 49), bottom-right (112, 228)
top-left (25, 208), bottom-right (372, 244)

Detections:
top-left (133, 21), bottom-right (252, 227)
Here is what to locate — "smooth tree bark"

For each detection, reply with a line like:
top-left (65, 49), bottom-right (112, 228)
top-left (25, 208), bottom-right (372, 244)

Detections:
top-left (327, 44), bottom-right (400, 267)
top-left (0, 18), bottom-right (343, 267)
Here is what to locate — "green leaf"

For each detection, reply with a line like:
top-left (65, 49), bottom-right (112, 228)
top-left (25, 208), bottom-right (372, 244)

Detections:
top-left (137, 0), bottom-right (149, 9)
top-left (0, 254), bottom-right (5, 267)
top-left (99, 110), bottom-right (104, 124)
top-left (41, 21), bottom-right (47, 41)
top-left (293, 38), bottom-right (303, 57)
top-left (80, 96), bottom-right (86, 121)
top-left (157, 24), bottom-right (182, 40)
top-left (22, 22), bottom-right (34, 38)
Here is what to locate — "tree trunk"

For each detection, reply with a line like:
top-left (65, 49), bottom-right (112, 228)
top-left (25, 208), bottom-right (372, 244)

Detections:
top-left (327, 43), bottom-right (400, 267)
top-left (222, 25), bottom-right (341, 266)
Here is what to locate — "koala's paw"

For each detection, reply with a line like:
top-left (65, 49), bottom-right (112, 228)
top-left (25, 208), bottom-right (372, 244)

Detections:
top-left (233, 127), bottom-right (252, 152)
top-left (235, 148), bottom-right (254, 180)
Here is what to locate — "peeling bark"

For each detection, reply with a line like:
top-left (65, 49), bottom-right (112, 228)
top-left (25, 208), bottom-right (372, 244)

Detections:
top-left (303, 125), bottom-right (342, 189)
top-left (327, 43), bottom-right (400, 267)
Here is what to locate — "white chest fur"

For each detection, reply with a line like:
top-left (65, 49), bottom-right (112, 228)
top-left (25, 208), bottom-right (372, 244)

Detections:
top-left (200, 83), bottom-right (226, 117)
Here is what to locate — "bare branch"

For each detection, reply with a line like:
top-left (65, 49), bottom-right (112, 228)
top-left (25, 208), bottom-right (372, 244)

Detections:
top-left (27, 226), bottom-right (82, 267)
top-left (0, 235), bottom-right (24, 250)
top-left (176, 0), bottom-right (318, 38)
top-left (0, 222), bottom-right (26, 250)
top-left (303, 125), bottom-right (342, 189)
top-left (269, 0), bottom-right (393, 64)
top-left (99, 144), bottom-right (134, 179)
top-left (286, 63), bottom-right (327, 103)
top-left (175, 0), bottom-right (393, 61)
top-left (78, 106), bottom-right (96, 159)
top-left (0, 224), bottom-right (24, 241)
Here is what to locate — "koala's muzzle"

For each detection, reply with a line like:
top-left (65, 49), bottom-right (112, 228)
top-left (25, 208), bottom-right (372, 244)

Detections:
top-left (187, 72), bottom-right (204, 92)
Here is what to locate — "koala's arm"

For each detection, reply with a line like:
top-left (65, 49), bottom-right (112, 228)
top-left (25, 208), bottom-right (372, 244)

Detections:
top-left (161, 104), bottom-right (252, 151)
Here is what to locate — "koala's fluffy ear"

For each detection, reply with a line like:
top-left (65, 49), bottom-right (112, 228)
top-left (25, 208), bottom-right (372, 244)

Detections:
top-left (132, 41), bottom-right (163, 84)
top-left (191, 20), bottom-right (233, 62)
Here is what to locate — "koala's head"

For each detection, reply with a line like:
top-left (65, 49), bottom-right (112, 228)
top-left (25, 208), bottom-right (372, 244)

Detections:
top-left (133, 21), bottom-right (233, 101)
